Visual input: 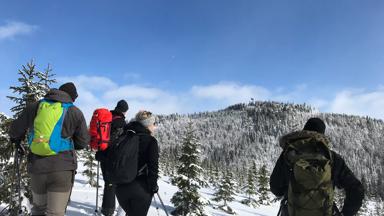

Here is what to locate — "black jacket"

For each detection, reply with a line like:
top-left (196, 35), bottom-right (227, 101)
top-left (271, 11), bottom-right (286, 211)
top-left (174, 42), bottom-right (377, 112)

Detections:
top-left (125, 121), bottom-right (159, 192)
top-left (270, 151), bottom-right (364, 216)
top-left (110, 110), bottom-right (126, 130)
top-left (96, 109), bottom-right (126, 161)
top-left (9, 89), bottom-right (90, 174)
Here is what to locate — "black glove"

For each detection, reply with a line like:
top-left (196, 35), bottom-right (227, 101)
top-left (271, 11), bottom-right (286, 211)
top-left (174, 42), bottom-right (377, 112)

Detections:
top-left (151, 184), bottom-right (159, 194)
top-left (95, 151), bottom-right (105, 162)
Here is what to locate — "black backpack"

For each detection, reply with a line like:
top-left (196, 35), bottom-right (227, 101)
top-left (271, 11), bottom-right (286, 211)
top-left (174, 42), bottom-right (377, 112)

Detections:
top-left (105, 129), bottom-right (141, 184)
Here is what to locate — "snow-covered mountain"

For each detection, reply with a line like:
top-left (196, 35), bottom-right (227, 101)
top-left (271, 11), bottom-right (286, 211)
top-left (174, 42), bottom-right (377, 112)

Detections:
top-left (155, 101), bottom-right (384, 200)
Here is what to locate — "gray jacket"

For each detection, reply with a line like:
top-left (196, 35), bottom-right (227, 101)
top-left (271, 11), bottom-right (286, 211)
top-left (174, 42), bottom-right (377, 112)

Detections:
top-left (10, 89), bottom-right (90, 174)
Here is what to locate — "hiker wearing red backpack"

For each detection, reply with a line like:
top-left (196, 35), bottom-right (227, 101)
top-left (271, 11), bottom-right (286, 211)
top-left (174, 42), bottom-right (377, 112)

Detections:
top-left (114, 110), bottom-right (159, 216)
top-left (9, 82), bottom-right (90, 216)
top-left (270, 118), bottom-right (364, 216)
top-left (95, 100), bottom-right (129, 216)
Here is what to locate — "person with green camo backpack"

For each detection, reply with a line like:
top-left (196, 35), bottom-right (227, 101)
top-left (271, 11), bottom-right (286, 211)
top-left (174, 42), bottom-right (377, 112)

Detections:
top-left (270, 118), bottom-right (364, 216)
top-left (10, 82), bottom-right (90, 216)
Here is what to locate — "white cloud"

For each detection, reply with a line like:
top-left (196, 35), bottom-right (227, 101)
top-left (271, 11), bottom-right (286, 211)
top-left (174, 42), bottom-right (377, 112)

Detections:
top-left (2, 75), bottom-right (382, 122)
top-left (103, 85), bottom-right (168, 101)
top-left (57, 75), bottom-right (185, 122)
top-left (191, 82), bottom-right (270, 104)
top-left (0, 21), bottom-right (37, 40)
top-left (58, 76), bottom-right (384, 121)
top-left (58, 75), bottom-right (117, 91)
top-left (327, 88), bottom-right (384, 120)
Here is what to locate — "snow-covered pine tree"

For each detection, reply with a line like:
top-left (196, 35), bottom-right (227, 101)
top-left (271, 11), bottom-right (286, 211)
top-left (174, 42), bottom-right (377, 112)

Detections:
top-left (209, 165), bottom-right (220, 187)
top-left (213, 170), bottom-right (236, 214)
top-left (0, 113), bottom-right (18, 212)
top-left (356, 176), bottom-right (370, 215)
top-left (334, 189), bottom-right (345, 212)
top-left (7, 60), bottom-right (56, 117)
top-left (82, 150), bottom-right (98, 187)
top-left (257, 164), bottom-right (270, 205)
top-left (170, 122), bottom-right (207, 216)
top-left (241, 162), bottom-right (258, 207)
top-left (2, 60), bottom-right (56, 214)
top-left (374, 199), bottom-right (383, 215)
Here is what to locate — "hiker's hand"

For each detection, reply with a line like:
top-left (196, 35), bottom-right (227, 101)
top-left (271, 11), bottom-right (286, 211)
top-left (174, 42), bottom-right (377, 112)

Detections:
top-left (151, 184), bottom-right (159, 194)
top-left (11, 137), bottom-right (21, 145)
top-left (95, 151), bottom-right (104, 161)
top-left (11, 138), bottom-right (25, 155)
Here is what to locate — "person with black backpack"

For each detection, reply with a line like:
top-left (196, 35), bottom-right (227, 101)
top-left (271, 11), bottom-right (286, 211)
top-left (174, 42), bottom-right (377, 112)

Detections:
top-left (110, 110), bottom-right (159, 216)
top-left (95, 100), bottom-right (129, 216)
top-left (270, 118), bottom-right (364, 216)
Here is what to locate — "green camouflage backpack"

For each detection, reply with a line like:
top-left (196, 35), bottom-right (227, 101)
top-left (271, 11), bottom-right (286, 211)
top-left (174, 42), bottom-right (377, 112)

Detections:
top-left (281, 130), bottom-right (334, 216)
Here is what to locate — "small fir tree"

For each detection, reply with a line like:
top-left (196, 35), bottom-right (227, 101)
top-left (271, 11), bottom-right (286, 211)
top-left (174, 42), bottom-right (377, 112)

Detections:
top-left (257, 164), bottom-right (270, 205)
top-left (171, 123), bottom-right (207, 216)
top-left (241, 162), bottom-right (258, 207)
top-left (7, 60), bottom-right (56, 117)
top-left (82, 150), bottom-right (98, 187)
top-left (334, 189), bottom-right (345, 212)
top-left (213, 170), bottom-right (236, 214)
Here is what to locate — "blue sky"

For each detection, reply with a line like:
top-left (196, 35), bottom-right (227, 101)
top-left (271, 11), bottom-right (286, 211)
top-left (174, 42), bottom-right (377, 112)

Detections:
top-left (1, 0), bottom-right (384, 120)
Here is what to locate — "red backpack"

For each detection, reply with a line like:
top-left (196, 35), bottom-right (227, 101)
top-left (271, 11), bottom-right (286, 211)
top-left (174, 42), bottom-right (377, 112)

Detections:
top-left (89, 108), bottom-right (113, 151)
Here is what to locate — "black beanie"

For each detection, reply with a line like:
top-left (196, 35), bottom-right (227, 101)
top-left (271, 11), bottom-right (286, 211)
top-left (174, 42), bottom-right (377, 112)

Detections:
top-left (114, 100), bottom-right (129, 113)
top-left (303, 117), bottom-right (326, 134)
top-left (59, 82), bottom-right (78, 102)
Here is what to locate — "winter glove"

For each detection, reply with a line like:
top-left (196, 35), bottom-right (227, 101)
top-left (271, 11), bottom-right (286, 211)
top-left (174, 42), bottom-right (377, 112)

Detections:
top-left (95, 151), bottom-right (105, 161)
top-left (151, 184), bottom-right (159, 194)
top-left (11, 138), bottom-right (25, 155)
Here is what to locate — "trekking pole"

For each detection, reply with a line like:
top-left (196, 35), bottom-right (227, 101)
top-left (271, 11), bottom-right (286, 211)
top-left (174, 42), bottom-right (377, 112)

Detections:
top-left (156, 193), bottom-right (169, 216)
top-left (65, 170), bottom-right (76, 214)
top-left (95, 160), bottom-right (100, 214)
top-left (276, 197), bottom-right (287, 216)
top-left (14, 143), bottom-right (23, 214)
top-left (153, 195), bottom-right (160, 216)
top-left (95, 121), bottom-right (101, 214)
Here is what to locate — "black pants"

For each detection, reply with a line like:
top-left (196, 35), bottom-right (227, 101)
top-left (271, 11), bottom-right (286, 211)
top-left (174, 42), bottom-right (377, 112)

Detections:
top-left (115, 179), bottom-right (152, 216)
top-left (100, 161), bottom-right (116, 215)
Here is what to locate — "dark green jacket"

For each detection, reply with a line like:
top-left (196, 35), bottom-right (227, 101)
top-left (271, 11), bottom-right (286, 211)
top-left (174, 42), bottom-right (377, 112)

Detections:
top-left (270, 132), bottom-right (364, 216)
top-left (10, 89), bottom-right (90, 174)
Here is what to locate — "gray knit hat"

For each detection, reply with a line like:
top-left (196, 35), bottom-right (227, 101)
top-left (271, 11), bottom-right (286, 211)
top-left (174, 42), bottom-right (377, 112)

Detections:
top-left (135, 110), bottom-right (156, 127)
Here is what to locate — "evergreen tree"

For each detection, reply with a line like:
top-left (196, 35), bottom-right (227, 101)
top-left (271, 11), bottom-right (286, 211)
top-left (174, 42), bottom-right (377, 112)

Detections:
top-left (213, 170), bottom-right (236, 207)
top-left (1, 61), bottom-right (56, 214)
top-left (356, 176), bottom-right (369, 215)
top-left (171, 123), bottom-right (207, 216)
top-left (82, 150), bottom-right (98, 187)
top-left (374, 199), bottom-right (383, 216)
top-left (0, 113), bottom-right (20, 213)
top-left (209, 165), bottom-right (220, 187)
top-left (357, 197), bottom-right (369, 216)
top-left (7, 60), bottom-right (55, 117)
top-left (257, 164), bottom-right (270, 205)
top-left (334, 189), bottom-right (345, 212)
top-left (241, 162), bottom-right (258, 207)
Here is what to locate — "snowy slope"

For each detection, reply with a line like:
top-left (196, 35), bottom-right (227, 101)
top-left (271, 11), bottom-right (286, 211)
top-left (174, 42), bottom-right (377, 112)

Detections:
top-left (66, 158), bottom-right (280, 216)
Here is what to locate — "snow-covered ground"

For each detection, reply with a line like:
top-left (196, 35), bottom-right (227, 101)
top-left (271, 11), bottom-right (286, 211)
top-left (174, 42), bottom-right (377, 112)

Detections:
top-left (66, 159), bottom-right (280, 215)
top-left (1, 157), bottom-right (382, 215)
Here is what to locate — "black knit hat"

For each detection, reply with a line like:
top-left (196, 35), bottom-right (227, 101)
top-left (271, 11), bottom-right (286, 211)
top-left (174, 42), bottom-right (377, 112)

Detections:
top-left (59, 82), bottom-right (78, 102)
top-left (114, 100), bottom-right (129, 113)
top-left (303, 117), bottom-right (326, 134)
